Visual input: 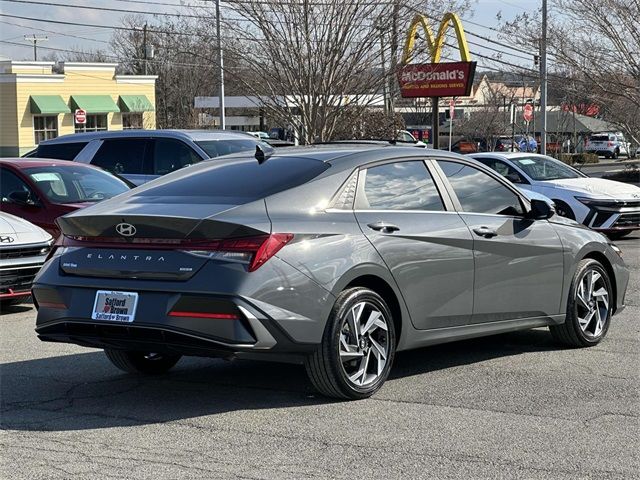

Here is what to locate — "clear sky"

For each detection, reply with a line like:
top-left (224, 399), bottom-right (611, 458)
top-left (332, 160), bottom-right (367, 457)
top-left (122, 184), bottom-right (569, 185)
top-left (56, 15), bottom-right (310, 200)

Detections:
top-left (0, 0), bottom-right (541, 67)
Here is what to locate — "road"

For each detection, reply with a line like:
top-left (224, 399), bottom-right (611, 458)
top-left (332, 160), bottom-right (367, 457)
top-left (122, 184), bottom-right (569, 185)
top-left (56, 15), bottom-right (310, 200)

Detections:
top-left (580, 160), bottom-right (638, 180)
top-left (1, 236), bottom-right (639, 479)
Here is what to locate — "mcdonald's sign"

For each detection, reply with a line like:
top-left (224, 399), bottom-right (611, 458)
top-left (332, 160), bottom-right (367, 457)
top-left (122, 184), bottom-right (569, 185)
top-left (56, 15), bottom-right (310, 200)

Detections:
top-left (399, 13), bottom-right (477, 98)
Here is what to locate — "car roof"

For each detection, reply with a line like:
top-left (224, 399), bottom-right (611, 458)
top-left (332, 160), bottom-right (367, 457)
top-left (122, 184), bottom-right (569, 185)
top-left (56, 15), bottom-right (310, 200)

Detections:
top-left (227, 144), bottom-right (467, 168)
top-left (469, 152), bottom-right (546, 161)
top-left (0, 157), bottom-right (99, 169)
top-left (37, 129), bottom-right (259, 145)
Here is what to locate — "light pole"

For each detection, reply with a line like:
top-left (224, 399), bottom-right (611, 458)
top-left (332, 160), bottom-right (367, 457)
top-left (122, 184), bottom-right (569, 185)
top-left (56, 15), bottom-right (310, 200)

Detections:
top-left (215, 0), bottom-right (226, 130)
top-left (540, 0), bottom-right (548, 154)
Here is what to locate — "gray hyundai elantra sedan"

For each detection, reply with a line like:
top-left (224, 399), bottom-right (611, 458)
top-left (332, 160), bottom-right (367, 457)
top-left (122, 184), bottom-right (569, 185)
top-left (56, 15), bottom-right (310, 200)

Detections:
top-left (33, 145), bottom-right (629, 399)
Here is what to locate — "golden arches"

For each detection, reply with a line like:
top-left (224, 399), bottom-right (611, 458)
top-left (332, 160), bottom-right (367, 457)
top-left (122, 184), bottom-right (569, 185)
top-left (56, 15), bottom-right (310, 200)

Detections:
top-left (402, 12), bottom-right (471, 64)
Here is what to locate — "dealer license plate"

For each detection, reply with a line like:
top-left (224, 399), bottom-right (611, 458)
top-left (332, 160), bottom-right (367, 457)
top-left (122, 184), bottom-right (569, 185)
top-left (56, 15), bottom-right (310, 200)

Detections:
top-left (91, 290), bottom-right (139, 323)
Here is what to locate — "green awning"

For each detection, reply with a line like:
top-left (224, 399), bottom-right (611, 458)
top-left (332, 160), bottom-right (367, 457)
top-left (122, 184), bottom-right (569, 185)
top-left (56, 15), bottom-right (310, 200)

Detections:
top-left (70, 95), bottom-right (119, 113)
top-left (118, 94), bottom-right (154, 112)
top-left (29, 95), bottom-right (70, 114)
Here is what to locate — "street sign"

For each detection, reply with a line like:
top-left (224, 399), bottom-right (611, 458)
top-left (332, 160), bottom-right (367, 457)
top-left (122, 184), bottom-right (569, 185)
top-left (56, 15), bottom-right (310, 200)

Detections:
top-left (523, 103), bottom-right (534, 123)
top-left (74, 108), bottom-right (86, 124)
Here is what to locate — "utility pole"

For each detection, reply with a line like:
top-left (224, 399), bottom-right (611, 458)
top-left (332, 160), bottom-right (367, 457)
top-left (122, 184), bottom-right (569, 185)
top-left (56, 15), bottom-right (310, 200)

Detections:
top-left (215, 0), bottom-right (226, 130)
top-left (24, 35), bottom-right (48, 61)
top-left (143, 23), bottom-right (148, 75)
top-left (377, 22), bottom-right (388, 116)
top-left (388, 0), bottom-right (400, 116)
top-left (540, 0), bottom-right (548, 155)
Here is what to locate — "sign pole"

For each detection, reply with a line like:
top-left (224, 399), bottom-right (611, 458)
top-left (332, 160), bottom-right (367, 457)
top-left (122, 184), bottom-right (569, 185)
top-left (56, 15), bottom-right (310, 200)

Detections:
top-left (448, 97), bottom-right (455, 151)
top-left (432, 97), bottom-right (439, 149)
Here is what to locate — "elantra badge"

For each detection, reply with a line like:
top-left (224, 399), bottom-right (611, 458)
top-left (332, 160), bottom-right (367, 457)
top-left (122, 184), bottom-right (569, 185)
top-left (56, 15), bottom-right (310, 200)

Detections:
top-left (116, 223), bottom-right (137, 237)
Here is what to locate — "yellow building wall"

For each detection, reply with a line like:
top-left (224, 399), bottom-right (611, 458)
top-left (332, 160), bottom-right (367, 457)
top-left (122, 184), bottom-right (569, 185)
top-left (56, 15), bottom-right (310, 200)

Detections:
top-left (2, 64), bottom-right (156, 156)
top-left (0, 81), bottom-right (19, 156)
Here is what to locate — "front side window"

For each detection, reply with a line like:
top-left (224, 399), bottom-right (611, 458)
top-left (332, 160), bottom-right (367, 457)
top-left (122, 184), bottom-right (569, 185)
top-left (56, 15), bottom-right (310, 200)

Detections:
top-left (153, 138), bottom-right (201, 175)
top-left (75, 114), bottom-right (108, 133)
top-left (25, 165), bottom-right (130, 204)
top-left (33, 116), bottom-right (58, 144)
top-left (437, 160), bottom-right (524, 216)
top-left (476, 158), bottom-right (527, 184)
top-left (0, 168), bottom-right (37, 204)
top-left (123, 113), bottom-right (143, 130)
top-left (358, 161), bottom-right (445, 211)
top-left (91, 138), bottom-right (148, 175)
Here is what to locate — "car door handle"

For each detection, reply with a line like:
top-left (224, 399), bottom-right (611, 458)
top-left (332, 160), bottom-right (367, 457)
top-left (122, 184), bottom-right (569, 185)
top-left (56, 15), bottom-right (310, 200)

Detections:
top-left (472, 226), bottom-right (498, 238)
top-left (367, 222), bottom-right (400, 234)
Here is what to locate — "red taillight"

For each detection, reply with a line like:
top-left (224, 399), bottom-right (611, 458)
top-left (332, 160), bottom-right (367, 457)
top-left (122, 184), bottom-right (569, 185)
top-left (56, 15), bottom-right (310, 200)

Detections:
top-left (168, 311), bottom-right (239, 319)
top-left (182, 233), bottom-right (293, 272)
top-left (608, 141), bottom-right (614, 147)
top-left (249, 233), bottom-right (294, 272)
top-left (64, 233), bottom-right (294, 272)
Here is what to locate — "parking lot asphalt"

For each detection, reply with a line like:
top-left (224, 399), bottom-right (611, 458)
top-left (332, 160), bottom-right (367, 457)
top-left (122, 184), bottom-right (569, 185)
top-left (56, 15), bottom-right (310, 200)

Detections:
top-left (1, 236), bottom-right (639, 479)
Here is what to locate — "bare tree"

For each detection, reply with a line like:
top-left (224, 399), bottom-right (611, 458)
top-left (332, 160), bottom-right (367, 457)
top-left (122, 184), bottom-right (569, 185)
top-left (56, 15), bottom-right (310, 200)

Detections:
top-left (501, 0), bottom-right (640, 144)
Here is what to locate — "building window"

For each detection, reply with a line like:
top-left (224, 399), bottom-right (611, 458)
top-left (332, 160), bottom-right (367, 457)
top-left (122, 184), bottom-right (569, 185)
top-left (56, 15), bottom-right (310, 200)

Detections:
top-left (75, 114), bottom-right (108, 133)
top-left (33, 116), bottom-right (58, 144)
top-left (122, 113), bottom-right (143, 130)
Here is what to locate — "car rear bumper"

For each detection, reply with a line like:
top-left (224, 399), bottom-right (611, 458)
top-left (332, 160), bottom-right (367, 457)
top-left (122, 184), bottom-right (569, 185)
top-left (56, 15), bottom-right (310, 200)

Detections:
top-left (32, 254), bottom-right (334, 360)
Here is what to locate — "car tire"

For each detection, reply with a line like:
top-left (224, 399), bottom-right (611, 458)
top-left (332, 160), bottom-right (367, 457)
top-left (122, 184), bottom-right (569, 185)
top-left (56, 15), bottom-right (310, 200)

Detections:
top-left (553, 200), bottom-right (575, 220)
top-left (305, 287), bottom-right (396, 400)
top-left (550, 259), bottom-right (613, 347)
top-left (612, 149), bottom-right (619, 159)
top-left (104, 349), bottom-right (182, 374)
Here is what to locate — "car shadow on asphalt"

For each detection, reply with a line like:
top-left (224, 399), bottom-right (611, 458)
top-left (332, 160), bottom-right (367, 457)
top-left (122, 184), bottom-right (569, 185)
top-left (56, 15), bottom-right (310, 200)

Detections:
top-left (1, 328), bottom-right (561, 432)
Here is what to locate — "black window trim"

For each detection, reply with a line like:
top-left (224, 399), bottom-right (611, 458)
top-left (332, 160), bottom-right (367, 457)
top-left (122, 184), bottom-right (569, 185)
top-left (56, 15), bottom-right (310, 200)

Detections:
top-left (352, 157), bottom-right (454, 212)
top-left (431, 157), bottom-right (532, 217)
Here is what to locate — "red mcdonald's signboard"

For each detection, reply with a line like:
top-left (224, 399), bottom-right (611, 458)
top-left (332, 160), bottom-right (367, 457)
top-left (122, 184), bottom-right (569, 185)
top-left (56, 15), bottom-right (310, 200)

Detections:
top-left (399, 61), bottom-right (477, 98)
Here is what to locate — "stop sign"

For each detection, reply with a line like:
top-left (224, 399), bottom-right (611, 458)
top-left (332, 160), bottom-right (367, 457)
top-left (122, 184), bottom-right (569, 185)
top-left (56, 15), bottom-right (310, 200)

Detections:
top-left (523, 103), bottom-right (534, 122)
top-left (74, 109), bottom-right (87, 124)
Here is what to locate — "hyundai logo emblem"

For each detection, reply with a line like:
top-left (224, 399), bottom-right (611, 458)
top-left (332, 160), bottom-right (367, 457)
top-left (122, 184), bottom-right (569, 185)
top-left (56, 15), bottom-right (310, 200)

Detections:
top-left (115, 223), bottom-right (137, 237)
top-left (0, 235), bottom-right (15, 243)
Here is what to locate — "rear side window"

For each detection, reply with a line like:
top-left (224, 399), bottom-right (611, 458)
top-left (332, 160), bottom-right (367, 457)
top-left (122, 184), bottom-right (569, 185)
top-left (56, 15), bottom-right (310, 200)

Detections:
top-left (196, 139), bottom-right (262, 158)
top-left (91, 139), bottom-right (148, 175)
top-left (153, 138), bottom-right (201, 175)
top-left (35, 142), bottom-right (88, 160)
top-left (358, 161), bottom-right (444, 211)
top-left (135, 156), bottom-right (329, 204)
top-left (437, 160), bottom-right (524, 216)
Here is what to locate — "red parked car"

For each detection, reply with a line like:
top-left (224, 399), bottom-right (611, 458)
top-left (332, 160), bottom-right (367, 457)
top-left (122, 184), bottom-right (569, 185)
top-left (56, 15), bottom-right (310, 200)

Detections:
top-left (0, 159), bottom-right (132, 238)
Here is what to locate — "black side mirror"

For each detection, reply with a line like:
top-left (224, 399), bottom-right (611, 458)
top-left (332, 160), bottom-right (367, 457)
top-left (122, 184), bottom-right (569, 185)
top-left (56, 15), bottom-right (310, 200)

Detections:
top-left (528, 198), bottom-right (554, 220)
top-left (8, 190), bottom-right (38, 206)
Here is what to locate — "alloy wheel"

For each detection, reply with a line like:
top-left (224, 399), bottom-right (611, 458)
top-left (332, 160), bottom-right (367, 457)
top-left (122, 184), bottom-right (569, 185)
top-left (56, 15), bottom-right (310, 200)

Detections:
top-left (338, 301), bottom-right (390, 387)
top-left (575, 268), bottom-right (610, 337)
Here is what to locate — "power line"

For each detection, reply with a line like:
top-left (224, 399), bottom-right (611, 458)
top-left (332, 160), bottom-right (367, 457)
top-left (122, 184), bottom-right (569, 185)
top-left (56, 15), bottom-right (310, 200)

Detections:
top-left (0, 19), bottom-right (110, 44)
top-left (1, 0), bottom-right (204, 18)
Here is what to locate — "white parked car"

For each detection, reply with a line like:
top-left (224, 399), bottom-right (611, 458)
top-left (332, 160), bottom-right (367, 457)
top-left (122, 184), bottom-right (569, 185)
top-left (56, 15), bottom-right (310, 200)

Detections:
top-left (470, 153), bottom-right (640, 240)
top-left (585, 132), bottom-right (630, 159)
top-left (0, 212), bottom-right (52, 306)
top-left (247, 131), bottom-right (270, 140)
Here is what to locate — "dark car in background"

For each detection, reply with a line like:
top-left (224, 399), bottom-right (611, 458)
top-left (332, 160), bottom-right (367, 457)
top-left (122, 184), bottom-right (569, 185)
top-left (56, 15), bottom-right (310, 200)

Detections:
top-left (1, 159), bottom-right (132, 238)
top-left (26, 130), bottom-right (273, 185)
top-left (34, 146), bottom-right (628, 399)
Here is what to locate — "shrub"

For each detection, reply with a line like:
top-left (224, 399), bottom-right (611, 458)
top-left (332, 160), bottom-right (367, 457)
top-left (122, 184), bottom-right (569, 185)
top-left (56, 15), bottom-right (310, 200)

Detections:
top-left (558, 153), bottom-right (599, 165)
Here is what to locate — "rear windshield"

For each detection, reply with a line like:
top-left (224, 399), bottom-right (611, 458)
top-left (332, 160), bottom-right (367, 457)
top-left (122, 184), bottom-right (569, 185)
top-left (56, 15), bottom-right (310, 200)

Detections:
top-left (589, 135), bottom-right (611, 142)
top-left (34, 142), bottom-right (88, 160)
top-left (135, 156), bottom-right (330, 204)
top-left (196, 139), bottom-right (265, 158)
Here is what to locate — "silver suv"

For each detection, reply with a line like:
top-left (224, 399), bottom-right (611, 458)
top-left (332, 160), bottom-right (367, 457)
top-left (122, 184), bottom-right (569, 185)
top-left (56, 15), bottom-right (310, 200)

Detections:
top-left (586, 132), bottom-right (630, 159)
top-left (27, 130), bottom-right (271, 186)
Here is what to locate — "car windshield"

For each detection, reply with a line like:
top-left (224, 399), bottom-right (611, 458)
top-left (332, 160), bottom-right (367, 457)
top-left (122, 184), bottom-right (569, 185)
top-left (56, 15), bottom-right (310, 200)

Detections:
top-left (196, 139), bottom-right (264, 158)
top-left (590, 135), bottom-right (610, 142)
top-left (25, 165), bottom-right (131, 204)
top-left (511, 156), bottom-right (584, 180)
